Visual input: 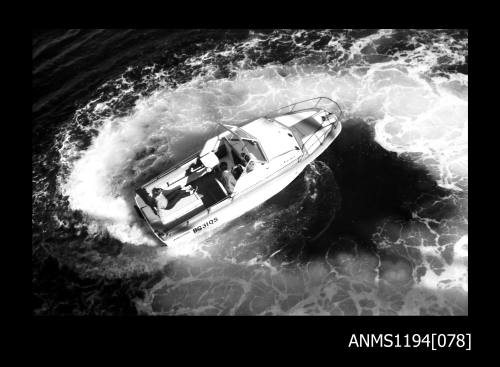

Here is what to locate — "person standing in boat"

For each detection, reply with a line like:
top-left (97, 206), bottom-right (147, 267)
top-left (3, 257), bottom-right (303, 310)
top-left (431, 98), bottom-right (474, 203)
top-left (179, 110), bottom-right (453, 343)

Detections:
top-left (152, 186), bottom-right (196, 213)
top-left (217, 161), bottom-right (237, 194)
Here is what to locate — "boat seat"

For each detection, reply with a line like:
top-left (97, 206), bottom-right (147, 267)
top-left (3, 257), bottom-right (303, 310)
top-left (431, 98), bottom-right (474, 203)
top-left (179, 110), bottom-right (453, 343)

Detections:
top-left (200, 151), bottom-right (219, 169)
top-left (158, 192), bottom-right (203, 225)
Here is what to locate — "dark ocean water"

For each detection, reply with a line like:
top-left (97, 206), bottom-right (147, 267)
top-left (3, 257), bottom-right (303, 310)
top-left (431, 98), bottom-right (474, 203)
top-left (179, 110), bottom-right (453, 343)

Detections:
top-left (32, 29), bottom-right (468, 315)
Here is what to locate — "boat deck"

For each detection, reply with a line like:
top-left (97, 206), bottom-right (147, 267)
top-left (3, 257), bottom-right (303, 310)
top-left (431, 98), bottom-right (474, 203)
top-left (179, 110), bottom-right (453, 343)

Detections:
top-left (191, 171), bottom-right (228, 207)
top-left (135, 170), bottom-right (228, 231)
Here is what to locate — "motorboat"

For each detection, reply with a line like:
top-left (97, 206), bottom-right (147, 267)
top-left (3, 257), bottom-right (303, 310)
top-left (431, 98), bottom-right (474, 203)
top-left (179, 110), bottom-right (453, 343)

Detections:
top-left (134, 97), bottom-right (343, 246)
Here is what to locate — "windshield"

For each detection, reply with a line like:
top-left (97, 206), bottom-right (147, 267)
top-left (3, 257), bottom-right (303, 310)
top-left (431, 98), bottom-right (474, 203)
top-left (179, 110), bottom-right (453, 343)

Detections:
top-left (223, 125), bottom-right (256, 140)
top-left (228, 138), bottom-right (267, 162)
top-left (221, 124), bottom-right (267, 162)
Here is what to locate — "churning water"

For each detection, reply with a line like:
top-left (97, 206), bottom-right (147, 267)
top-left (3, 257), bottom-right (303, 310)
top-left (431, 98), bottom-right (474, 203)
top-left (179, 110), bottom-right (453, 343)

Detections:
top-left (32, 29), bottom-right (467, 315)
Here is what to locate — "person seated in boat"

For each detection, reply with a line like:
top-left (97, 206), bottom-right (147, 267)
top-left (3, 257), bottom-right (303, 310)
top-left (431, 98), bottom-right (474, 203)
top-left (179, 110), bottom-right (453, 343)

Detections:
top-left (231, 152), bottom-right (256, 179)
top-left (151, 186), bottom-right (196, 213)
top-left (240, 152), bottom-right (256, 172)
top-left (216, 161), bottom-right (237, 194)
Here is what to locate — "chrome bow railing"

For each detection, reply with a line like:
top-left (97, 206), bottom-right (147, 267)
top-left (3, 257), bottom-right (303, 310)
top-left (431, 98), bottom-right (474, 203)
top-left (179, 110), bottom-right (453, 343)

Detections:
top-left (264, 97), bottom-right (343, 122)
top-left (265, 97), bottom-right (343, 154)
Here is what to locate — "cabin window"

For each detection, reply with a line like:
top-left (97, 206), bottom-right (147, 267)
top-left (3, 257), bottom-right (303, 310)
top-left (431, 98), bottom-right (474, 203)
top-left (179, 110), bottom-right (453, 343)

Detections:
top-left (228, 138), bottom-right (267, 163)
top-left (223, 124), bottom-right (268, 162)
top-left (241, 139), bottom-right (266, 162)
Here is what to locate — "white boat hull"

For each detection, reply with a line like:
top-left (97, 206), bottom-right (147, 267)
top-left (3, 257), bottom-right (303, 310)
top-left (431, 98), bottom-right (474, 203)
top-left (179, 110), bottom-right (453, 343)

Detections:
top-left (134, 97), bottom-right (343, 247)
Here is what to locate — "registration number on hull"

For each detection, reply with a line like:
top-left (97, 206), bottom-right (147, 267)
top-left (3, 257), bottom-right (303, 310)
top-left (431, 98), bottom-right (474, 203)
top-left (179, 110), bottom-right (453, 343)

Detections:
top-left (193, 217), bottom-right (218, 234)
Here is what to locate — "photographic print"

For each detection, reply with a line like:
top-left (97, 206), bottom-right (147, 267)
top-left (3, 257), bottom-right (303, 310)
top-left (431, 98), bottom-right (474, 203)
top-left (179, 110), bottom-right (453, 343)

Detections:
top-left (32, 29), bottom-right (468, 317)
